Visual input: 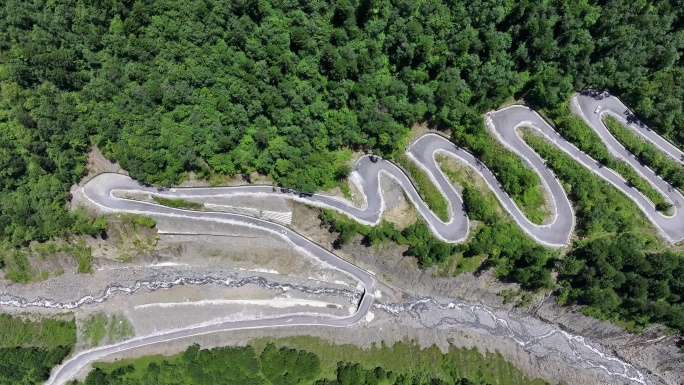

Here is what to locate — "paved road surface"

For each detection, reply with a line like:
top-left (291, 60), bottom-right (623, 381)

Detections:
top-left (47, 92), bottom-right (684, 384)
top-left (84, 93), bottom-right (684, 246)
top-left (574, 92), bottom-right (684, 242)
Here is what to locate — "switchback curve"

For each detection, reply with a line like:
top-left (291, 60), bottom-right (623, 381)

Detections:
top-left (47, 92), bottom-right (684, 383)
top-left (95, 93), bottom-right (684, 246)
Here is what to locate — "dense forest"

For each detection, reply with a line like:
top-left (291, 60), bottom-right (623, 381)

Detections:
top-left (1, 0), bottom-right (684, 246)
top-left (558, 233), bottom-right (684, 332)
top-left (71, 342), bottom-right (549, 385)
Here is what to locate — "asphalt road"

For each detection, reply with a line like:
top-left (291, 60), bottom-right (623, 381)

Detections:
top-left (47, 174), bottom-right (377, 384)
top-left (46, 297), bottom-right (374, 385)
top-left (91, 93), bottom-right (684, 247)
top-left (47, 92), bottom-right (684, 384)
top-left (574, 92), bottom-right (684, 243)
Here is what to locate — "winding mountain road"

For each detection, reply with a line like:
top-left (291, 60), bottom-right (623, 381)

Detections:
top-left (47, 92), bottom-right (683, 384)
top-left (573, 93), bottom-right (684, 242)
top-left (84, 93), bottom-right (684, 246)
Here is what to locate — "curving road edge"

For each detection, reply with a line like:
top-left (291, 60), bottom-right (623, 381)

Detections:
top-left (47, 174), bottom-right (376, 384)
top-left (47, 92), bottom-right (684, 384)
top-left (80, 92), bottom-right (684, 247)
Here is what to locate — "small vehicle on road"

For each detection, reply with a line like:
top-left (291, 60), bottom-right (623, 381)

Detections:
top-left (594, 106), bottom-right (601, 114)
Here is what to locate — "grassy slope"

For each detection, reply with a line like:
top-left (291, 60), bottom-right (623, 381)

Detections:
top-left (91, 336), bottom-right (551, 385)
top-left (0, 313), bottom-right (76, 385)
top-left (435, 155), bottom-right (503, 276)
top-left (394, 153), bottom-right (450, 222)
top-left (542, 117), bottom-right (669, 211)
top-left (604, 115), bottom-right (684, 192)
top-left (521, 129), bottom-right (653, 239)
top-left (0, 313), bottom-right (76, 348)
top-left (152, 196), bottom-right (204, 210)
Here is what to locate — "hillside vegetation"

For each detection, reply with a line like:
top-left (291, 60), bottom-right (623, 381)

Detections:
top-left (71, 340), bottom-right (550, 385)
top-left (0, 314), bottom-right (76, 385)
top-left (3, 0), bottom-right (684, 343)
top-left (2, 0), bottom-right (684, 246)
top-left (524, 131), bottom-right (684, 333)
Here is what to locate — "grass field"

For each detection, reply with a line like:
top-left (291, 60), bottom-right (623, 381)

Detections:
top-left (90, 336), bottom-right (552, 385)
top-left (394, 153), bottom-right (450, 222)
top-left (152, 196), bottom-right (204, 210)
top-left (0, 313), bottom-right (76, 348)
top-left (81, 312), bottom-right (135, 347)
top-left (241, 336), bottom-right (551, 385)
top-left (604, 115), bottom-right (684, 194)
top-left (0, 313), bottom-right (76, 385)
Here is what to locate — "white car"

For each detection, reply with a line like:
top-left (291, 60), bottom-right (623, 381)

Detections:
top-left (594, 106), bottom-right (601, 114)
